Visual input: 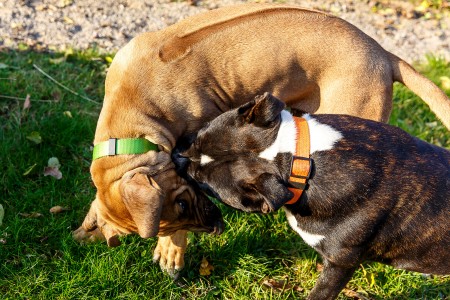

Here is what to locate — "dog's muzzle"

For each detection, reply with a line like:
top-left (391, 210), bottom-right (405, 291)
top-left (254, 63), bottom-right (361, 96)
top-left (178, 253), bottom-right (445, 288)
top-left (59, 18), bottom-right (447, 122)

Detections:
top-left (172, 133), bottom-right (197, 177)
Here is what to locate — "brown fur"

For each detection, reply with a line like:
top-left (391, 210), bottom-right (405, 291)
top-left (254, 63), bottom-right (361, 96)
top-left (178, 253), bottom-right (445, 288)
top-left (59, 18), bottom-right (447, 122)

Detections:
top-left (75, 3), bottom-right (450, 276)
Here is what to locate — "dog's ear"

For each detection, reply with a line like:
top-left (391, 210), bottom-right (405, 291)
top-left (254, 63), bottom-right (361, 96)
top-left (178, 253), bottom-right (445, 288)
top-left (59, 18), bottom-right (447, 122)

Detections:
top-left (241, 173), bottom-right (293, 213)
top-left (239, 92), bottom-right (285, 127)
top-left (120, 172), bottom-right (163, 239)
top-left (80, 198), bottom-right (99, 232)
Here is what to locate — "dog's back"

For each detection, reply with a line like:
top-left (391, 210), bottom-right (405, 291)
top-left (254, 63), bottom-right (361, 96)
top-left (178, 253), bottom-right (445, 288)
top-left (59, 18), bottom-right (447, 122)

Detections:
top-left (306, 114), bottom-right (449, 274)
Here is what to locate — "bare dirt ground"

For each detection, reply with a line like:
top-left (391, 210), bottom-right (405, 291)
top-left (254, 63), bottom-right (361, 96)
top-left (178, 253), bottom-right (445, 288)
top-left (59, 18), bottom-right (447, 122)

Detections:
top-left (0, 0), bottom-right (449, 63)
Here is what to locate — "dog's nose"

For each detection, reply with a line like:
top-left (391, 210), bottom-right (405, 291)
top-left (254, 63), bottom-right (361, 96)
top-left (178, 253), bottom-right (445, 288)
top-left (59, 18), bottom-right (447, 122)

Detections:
top-left (172, 150), bottom-right (190, 172)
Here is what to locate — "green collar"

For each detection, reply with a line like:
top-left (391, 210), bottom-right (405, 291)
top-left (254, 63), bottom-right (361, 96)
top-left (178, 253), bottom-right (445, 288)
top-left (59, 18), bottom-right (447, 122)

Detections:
top-left (92, 138), bottom-right (159, 160)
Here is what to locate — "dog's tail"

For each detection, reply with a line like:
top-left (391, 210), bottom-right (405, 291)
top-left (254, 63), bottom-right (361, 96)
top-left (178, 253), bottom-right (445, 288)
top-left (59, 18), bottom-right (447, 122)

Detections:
top-left (390, 53), bottom-right (450, 129)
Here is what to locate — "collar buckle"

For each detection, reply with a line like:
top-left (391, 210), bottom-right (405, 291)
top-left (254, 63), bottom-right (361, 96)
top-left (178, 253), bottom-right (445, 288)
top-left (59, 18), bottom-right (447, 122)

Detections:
top-left (288, 155), bottom-right (312, 190)
top-left (108, 138), bottom-right (117, 156)
top-left (289, 155), bottom-right (312, 179)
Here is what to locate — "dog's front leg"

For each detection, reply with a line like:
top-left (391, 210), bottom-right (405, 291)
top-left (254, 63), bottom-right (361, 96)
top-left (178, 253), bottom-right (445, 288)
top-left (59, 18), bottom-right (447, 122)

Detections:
top-left (307, 259), bottom-right (356, 300)
top-left (153, 230), bottom-right (187, 279)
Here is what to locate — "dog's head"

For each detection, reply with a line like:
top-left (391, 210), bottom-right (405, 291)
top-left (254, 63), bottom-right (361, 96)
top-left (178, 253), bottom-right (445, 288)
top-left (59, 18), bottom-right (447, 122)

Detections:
top-left (74, 150), bottom-right (224, 247)
top-left (173, 93), bottom-right (294, 214)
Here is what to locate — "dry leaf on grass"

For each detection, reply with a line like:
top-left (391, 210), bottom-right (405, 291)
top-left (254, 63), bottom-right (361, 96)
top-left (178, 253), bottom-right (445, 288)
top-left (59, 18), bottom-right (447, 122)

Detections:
top-left (44, 167), bottom-right (62, 179)
top-left (49, 205), bottom-right (70, 214)
top-left (199, 257), bottom-right (214, 276)
top-left (23, 94), bottom-right (31, 110)
top-left (63, 111), bottom-right (72, 118)
top-left (343, 288), bottom-right (371, 300)
top-left (44, 157), bottom-right (62, 179)
top-left (19, 212), bottom-right (43, 218)
top-left (26, 131), bottom-right (42, 144)
top-left (261, 277), bottom-right (303, 293)
top-left (23, 163), bottom-right (37, 176)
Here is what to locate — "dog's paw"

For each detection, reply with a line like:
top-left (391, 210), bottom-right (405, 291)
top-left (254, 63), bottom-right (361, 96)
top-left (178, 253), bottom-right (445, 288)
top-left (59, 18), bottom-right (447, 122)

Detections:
top-left (72, 226), bottom-right (106, 244)
top-left (153, 230), bottom-right (188, 279)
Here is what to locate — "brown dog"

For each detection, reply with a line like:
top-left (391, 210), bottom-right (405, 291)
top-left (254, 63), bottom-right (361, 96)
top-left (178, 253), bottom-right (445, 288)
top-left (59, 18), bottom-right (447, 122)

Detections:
top-left (74, 3), bottom-right (450, 276)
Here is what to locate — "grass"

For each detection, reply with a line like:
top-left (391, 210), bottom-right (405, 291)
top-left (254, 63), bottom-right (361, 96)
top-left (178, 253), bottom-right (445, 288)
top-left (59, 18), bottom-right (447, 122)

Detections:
top-left (0, 48), bottom-right (449, 300)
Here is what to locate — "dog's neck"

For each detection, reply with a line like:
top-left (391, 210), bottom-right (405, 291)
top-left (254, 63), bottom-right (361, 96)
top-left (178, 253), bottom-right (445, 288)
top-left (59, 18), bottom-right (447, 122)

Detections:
top-left (259, 111), bottom-right (343, 188)
top-left (258, 111), bottom-right (344, 161)
top-left (259, 110), bottom-right (297, 160)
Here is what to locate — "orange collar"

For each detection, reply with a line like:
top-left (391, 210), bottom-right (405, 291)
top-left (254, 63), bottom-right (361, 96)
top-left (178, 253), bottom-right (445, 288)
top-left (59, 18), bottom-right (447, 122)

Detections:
top-left (285, 116), bottom-right (311, 205)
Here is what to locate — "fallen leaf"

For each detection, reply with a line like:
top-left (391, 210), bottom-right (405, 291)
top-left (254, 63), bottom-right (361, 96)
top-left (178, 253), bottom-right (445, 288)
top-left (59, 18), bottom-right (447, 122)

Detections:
top-left (19, 212), bottom-right (43, 218)
top-left (26, 131), bottom-right (42, 144)
top-left (262, 278), bottom-right (287, 291)
top-left (261, 277), bottom-right (303, 293)
top-left (105, 56), bottom-right (113, 64)
top-left (199, 257), bottom-right (214, 276)
top-left (0, 238), bottom-right (6, 244)
top-left (23, 94), bottom-right (31, 110)
top-left (47, 157), bottom-right (61, 168)
top-left (49, 57), bottom-right (66, 64)
top-left (343, 288), bottom-right (371, 300)
top-left (63, 111), bottom-right (72, 118)
top-left (44, 167), bottom-right (62, 179)
top-left (44, 157), bottom-right (62, 179)
top-left (440, 76), bottom-right (450, 90)
top-left (0, 204), bottom-right (4, 226)
top-left (64, 48), bottom-right (74, 58)
top-left (49, 205), bottom-right (70, 214)
top-left (23, 163), bottom-right (37, 176)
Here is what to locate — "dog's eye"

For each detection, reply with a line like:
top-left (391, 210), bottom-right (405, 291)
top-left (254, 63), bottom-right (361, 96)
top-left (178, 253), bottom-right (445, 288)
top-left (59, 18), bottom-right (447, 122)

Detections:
top-left (177, 199), bottom-right (188, 212)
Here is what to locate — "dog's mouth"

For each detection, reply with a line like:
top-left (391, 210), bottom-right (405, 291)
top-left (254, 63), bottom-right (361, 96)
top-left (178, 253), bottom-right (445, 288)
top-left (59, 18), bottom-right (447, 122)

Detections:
top-left (192, 220), bottom-right (224, 235)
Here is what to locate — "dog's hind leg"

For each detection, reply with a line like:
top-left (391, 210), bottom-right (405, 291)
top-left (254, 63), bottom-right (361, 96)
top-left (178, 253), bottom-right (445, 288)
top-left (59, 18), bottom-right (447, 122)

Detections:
top-left (317, 71), bottom-right (394, 123)
top-left (307, 259), bottom-right (357, 300)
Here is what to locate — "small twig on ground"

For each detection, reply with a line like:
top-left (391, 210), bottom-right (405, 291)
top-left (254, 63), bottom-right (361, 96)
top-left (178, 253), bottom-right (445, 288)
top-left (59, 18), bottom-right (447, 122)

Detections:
top-left (32, 64), bottom-right (100, 105)
top-left (0, 94), bottom-right (57, 103)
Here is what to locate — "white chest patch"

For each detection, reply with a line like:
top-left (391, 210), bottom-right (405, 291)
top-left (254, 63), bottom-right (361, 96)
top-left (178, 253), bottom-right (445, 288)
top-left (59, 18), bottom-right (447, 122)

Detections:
top-left (258, 112), bottom-right (343, 160)
top-left (200, 154), bottom-right (214, 165)
top-left (283, 207), bottom-right (325, 247)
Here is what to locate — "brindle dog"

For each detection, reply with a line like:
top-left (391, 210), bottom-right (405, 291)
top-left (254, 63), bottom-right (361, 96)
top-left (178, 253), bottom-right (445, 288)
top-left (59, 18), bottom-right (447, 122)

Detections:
top-left (174, 93), bottom-right (449, 299)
